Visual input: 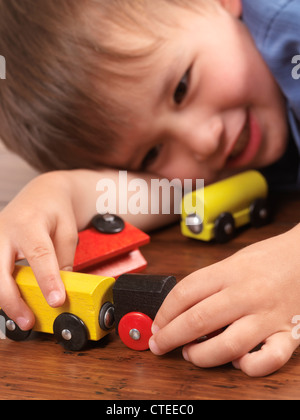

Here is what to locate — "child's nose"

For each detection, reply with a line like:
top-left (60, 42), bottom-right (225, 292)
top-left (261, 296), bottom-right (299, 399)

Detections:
top-left (182, 116), bottom-right (224, 160)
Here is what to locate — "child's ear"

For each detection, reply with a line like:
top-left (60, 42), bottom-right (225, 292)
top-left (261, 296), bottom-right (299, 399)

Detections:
top-left (219, 0), bottom-right (242, 18)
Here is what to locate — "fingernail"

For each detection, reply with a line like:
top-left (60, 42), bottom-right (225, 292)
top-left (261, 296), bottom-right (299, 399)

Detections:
top-left (61, 266), bottom-right (73, 272)
top-left (182, 348), bottom-right (190, 362)
top-left (48, 291), bottom-right (63, 307)
top-left (149, 337), bottom-right (161, 355)
top-left (151, 323), bottom-right (160, 335)
top-left (16, 317), bottom-right (31, 331)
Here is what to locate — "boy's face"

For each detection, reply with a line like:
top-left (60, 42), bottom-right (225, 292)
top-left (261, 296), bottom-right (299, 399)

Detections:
top-left (102, 0), bottom-right (288, 184)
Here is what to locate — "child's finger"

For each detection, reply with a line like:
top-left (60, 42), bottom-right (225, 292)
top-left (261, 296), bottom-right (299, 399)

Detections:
top-left (21, 233), bottom-right (66, 308)
top-left (0, 275), bottom-right (35, 331)
top-left (152, 265), bottom-right (225, 332)
top-left (232, 332), bottom-right (298, 377)
top-left (181, 315), bottom-right (269, 368)
top-left (0, 248), bottom-right (35, 330)
top-left (52, 219), bottom-right (78, 272)
top-left (150, 287), bottom-right (248, 355)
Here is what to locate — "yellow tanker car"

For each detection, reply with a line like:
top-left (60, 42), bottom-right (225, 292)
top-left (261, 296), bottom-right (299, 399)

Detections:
top-left (181, 170), bottom-right (269, 243)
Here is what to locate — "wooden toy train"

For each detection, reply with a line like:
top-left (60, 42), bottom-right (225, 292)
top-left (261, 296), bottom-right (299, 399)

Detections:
top-left (0, 214), bottom-right (175, 352)
top-left (0, 266), bottom-right (176, 352)
top-left (181, 170), bottom-right (270, 243)
top-left (0, 171), bottom-right (271, 351)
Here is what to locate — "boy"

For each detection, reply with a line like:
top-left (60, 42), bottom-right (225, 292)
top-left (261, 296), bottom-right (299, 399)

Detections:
top-left (0, 0), bottom-right (299, 377)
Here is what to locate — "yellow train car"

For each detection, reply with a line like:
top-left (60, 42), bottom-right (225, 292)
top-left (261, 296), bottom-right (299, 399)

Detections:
top-left (181, 170), bottom-right (269, 243)
top-left (0, 265), bottom-right (115, 351)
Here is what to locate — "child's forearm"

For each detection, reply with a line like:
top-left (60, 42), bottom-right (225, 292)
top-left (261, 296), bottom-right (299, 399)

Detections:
top-left (63, 168), bottom-right (180, 232)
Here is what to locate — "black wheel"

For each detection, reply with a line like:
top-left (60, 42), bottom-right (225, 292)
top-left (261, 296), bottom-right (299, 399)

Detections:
top-left (0, 310), bottom-right (32, 341)
top-left (250, 198), bottom-right (270, 227)
top-left (53, 313), bottom-right (88, 351)
top-left (214, 212), bottom-right (235, 243)
top-left (91, 214), bottom-right (125, 234)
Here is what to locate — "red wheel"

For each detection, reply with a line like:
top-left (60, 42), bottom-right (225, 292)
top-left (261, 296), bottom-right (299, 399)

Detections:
top-left (118, 312), bottom-right (153, 351)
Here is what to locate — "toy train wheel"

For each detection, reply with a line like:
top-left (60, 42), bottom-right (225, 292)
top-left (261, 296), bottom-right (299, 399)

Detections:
top-left (91, 214), bottom-right (125, 234)
top-left (0, 310), bottom-right (32, 341)
top-left (99, 302), bottom-right (115, 331)
top-left (214, 212), bottom-right (235, 243)
top-left (250, 198), bottom-right (270, 227)
top-left (118, 312), bottom-right (153, 351)
top-left (53, 313), bottom-right (88, 351)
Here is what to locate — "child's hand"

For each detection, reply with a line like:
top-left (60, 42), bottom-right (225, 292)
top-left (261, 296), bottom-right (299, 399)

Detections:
top-left (149, 225), bottom-right (300, 377)
top-left (0, 172), bottom-right (79, 331)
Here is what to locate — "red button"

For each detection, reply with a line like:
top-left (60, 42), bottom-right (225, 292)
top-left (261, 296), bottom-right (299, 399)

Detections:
top-left (118, 312), bottom-right (153, 351)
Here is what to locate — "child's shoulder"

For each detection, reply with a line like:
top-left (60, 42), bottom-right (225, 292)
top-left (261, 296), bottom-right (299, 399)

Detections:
top-left (242, 0), bottom-right (300, 45)
top-left (243, 0), bottom-right (300, 189)
top-left (243, 0), bottom-right (300, 120)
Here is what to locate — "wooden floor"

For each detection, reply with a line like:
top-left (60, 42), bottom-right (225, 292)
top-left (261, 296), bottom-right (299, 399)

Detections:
top-left (0, 144), bottom-right (300, 400)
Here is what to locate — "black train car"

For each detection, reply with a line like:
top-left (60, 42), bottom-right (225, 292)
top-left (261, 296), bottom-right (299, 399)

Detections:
top-left (113, 274), bottom-right (176, 350)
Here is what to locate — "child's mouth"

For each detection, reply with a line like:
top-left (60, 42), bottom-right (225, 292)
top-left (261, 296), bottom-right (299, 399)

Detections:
top-left (228, 119), bottom-right (250, 160)
top-left (227, 111), bottom-right (262, 168)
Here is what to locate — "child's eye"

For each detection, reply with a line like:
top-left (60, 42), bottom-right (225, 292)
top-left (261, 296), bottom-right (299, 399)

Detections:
top-left (141, 145), bottom-right (162, 169)
top-left (173, 70), bottom-right (190, 105)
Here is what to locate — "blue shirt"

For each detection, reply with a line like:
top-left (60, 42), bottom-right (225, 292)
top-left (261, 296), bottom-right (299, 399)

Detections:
top-left (242, 0), bottom-right (300, 189)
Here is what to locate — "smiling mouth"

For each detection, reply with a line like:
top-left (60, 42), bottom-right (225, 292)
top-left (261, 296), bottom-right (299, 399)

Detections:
top-left (228, 117), bottom-right (250, 160)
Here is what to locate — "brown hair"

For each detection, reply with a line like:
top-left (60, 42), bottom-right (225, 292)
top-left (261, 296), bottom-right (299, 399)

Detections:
top-left (0, 0), bottom-right (211, 172)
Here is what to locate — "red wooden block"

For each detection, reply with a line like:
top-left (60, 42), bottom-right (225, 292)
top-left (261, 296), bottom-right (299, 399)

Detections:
top-left (73, 220), bottom-right (150, 275)
top-left (82, 249), bottom-right (147, 279)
